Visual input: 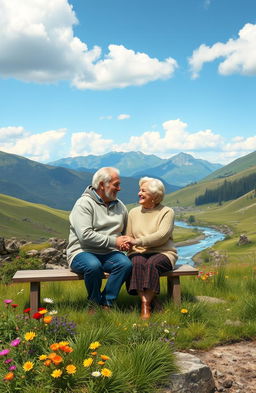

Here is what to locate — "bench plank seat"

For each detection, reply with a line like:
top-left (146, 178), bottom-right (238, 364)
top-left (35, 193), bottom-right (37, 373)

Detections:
top-left (13, 264), bottom-right (198, 315)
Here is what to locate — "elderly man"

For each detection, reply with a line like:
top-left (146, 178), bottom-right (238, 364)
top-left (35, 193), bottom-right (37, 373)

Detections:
top-left (67, 167), bottom-right (132, 309)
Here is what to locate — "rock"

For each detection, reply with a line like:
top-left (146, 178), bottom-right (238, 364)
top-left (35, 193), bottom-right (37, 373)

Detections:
top-left (237, 234), bottom-right (251, 246)
top-left (161, 352), bottom-right (215, 393)
top-left (223, 378), bottom-right (233, 388)
top-left (26, 250), bottom-right (40, 257)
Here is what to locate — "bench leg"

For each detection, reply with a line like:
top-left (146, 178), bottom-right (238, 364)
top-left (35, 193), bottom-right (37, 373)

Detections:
top-left (167, 276), bottom-right (181, 305)
top-left (30, 282), bottom-right (40, 317)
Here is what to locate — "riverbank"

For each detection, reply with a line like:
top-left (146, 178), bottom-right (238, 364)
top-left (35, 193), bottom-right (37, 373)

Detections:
top-left (175, 234), bottom-right (205, 247)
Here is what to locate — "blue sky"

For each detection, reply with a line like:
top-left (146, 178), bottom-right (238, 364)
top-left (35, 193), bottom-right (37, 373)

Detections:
top-left (0, 0), bottom-right (256, 164)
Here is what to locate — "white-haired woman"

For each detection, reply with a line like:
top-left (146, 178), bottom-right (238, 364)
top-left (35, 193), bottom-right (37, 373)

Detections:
top-left (124, 177), bottom-right (178, 319)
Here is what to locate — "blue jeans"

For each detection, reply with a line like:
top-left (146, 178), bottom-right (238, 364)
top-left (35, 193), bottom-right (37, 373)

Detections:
top-left (70, 251), bottom-right (132, 306)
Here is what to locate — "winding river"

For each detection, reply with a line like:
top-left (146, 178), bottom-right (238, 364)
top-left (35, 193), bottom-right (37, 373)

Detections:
top-left (175, 221), bottom-right (226, 266)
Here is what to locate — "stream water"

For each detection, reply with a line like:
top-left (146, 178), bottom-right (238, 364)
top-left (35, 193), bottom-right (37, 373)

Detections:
top-left (175, 221), bottom-right (226, 266)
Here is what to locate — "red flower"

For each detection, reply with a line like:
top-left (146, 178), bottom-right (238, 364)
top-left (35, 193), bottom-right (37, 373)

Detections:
top-left (11, 304), bottom-right (18, 308)
top-left (23, 308), bottom-right (31, 313)
top-left (33, 312), bottom-right (43, 319)
top-left (38, 307), bottom-right (46, 311)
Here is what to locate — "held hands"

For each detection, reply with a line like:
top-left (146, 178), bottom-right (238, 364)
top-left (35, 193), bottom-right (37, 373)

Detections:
top-left (116, 236), bottom-right (136, 251)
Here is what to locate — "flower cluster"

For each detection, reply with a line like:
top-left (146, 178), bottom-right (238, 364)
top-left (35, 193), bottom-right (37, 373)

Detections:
top-left (83, 341), bottom-right (113, 378)
top-left (197, 270), bottom-right (216, 281)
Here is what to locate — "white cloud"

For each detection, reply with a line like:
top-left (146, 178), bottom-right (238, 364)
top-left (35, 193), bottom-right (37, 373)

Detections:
top-left (70, 132), bottom-right (113, 156)
top-left (99, 115), bottom-right (113, 120)
top-left (0, 0), bottom-right (178, 89)
top-left (189, 23), bottom-right (256, 78)
top-left (0, 127), bottom-right (66, 161)
top-left (117, 114), bottom-right (130, 120)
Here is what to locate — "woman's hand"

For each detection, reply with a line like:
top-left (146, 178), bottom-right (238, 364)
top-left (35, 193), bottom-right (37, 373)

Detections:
top-left (116, 236), bottom-right (136, 251)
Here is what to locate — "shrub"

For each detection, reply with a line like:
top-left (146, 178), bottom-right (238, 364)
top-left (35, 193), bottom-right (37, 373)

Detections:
top-left (0, 255), bottom-right (43, 284)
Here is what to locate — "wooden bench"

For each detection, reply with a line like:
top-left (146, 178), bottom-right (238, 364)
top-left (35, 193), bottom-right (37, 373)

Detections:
top-left (12, 264), bottom-right (198, 316)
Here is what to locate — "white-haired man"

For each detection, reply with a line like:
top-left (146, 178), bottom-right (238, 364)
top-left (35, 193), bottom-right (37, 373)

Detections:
top-left (67, 167), bottom-right (132, 309)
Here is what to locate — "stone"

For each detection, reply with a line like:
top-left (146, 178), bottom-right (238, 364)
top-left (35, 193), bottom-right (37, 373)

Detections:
top-left (161, 352), bottom-right (215, 393)
top-left (237, 234), bottom-right (251, 246)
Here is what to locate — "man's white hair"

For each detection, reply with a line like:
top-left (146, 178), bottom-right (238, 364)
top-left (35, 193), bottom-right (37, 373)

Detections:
top-left (92, 167), bottom-right (120, 189)
top-left (139, 177), bottom-right (165, 204)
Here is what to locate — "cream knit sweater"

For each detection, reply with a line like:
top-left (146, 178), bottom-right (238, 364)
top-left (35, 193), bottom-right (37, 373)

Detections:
top-left (126, 204), bottom-right (178, 267)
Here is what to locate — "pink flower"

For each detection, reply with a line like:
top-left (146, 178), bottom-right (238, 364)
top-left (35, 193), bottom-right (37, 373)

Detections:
top-left (4, 359), bottom-right (13, 364)
top-left (10, 338), bottom-right (21, 347)
top-left (0, 349), bottom-right (10, 356)
top-left (3, 299), bottom-right (12, 304)
top-left (8, 365), bottom-right (17, 371)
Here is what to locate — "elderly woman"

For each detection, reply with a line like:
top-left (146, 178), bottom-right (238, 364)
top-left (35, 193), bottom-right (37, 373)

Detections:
top-left (124, 177), bottom-right (178, 319)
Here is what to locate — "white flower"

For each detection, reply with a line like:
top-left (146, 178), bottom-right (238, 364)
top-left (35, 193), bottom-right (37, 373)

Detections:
top-left (91, 371), bottom-right (101, 377)
top-left (43, 297), bottom-right (54, 304)
top-left (49, 310), bottom-right (58, 315)
top-left (132, 323), bottom-right (137, 328)
top-left (164, 329), bottom-right (170, 334)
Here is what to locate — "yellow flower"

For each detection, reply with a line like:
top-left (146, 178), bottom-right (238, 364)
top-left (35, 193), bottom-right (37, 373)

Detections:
top-left (43, 315), bottom-right (52, 324)
top-left (180, 308), bottom-right (188, 314)
top-left (59, 341), bottom-right (69, 347)
top-left (24, 331), bottom-right (36, 341)
top-left (23, 361), bottom-right (34, 372)
top-left (101, 368), bottom-right (112, 378)
top-left (66, 364), bottom-right (77, 375)
top-left (39, 309), bottom-right (48, 315)
top-left (39, 354), bottom-right (48, 360)
top-left (83, 358), bottom-right (93, 367)
top-left (89, 341), bottom-right (101, 350)
top-left (100, 355), bottom-right (110, 361)
top-left (51, 369), bottom-right (63, 378)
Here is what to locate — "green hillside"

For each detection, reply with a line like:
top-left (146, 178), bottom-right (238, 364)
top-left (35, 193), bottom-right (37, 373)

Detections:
top-left (0, 194), bottom-right (69, 241)
top-left (203, 150), bottom-right (256, 181)
top-left (164, 165), bottom-right (256, 207)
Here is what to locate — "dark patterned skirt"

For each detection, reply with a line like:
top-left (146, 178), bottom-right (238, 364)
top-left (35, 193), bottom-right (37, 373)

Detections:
top-left (127, 253), bottom-right (173, 295)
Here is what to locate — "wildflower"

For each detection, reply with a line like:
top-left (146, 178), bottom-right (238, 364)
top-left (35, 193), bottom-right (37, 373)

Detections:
top-left (98, 361), bottom-right (105, 365)
top-left (101, 368), bottom-right (113, 378)
top-left (164, 329), bottom-right (170, 334)
top-left (0, 349), bottom-right (10, 356)
top-left (51, 369), bottom-right (63, 378)
top-left (180, 308), bottom-right (188, 314)
top-left (24, 331), bottom-right (36, 341)
top-left (4, 359), bottom-right (13, 364)
top-left (61, 345), bottom-right (73, 353)
top-left (3, 372), bottom-right (14, 381)
top-left (10, 338), bottom-right (21, 347)
top-left (52, 355), bottom-right (63, 366)
top-left (23, 361), bottom-right (34, 372)
top-left (8, 365), bottom-right (17, 371)
top-left (11, 304), bottom-right (18, 308)
top-left (43, 297), bottom-right (54, 304)
top-left (39, 354), bottom-right (48, 360)
top-left (44, 360), bottom-right (52, 366)
top-left (48, 352), bottom-right (57, 360)
top-left (23, 308), bottom-right (31, 313)
top-left (43, 315), bottom-right (52, 324)
top-left (91, 371), bottom-right (101, 377)
top-left (66, 364), bottom-right (77, 374)
top-left (49, 310), bottom-right (58, 315)
top-left (83, 358), bottom-right (93, 367)
top-left (58, 341), bottom-right (69, 346)
top-left (91, 351), bottom-right (97, 356)
top-left (100, 355), bottom-right (110, 361)
top-left (3, 299), bottom-right (12, 304)
top-left (89, 341), bottom-right (101, 350)
top-left (38, 309), bottom-right (48, 315)
top-left (50, 343), bottom-right (59, 351)
top-left (33, 312), bottom-right (43, 319)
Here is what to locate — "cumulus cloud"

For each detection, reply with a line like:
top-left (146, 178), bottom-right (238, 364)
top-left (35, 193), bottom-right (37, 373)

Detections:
top-left (0, 0), bottom-right (177, 89)
top-left (0, 127), bottom-right (66, 161)
top-left (117, 114), bottom-right (130, 120)
top-left (70, 132), bottom-right (113, 156)
top-left (189, 23), bottom-right (256, 78)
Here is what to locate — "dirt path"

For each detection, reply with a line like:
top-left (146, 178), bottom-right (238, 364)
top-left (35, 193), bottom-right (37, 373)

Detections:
top-left (192, 341), bottom-right (256, 392)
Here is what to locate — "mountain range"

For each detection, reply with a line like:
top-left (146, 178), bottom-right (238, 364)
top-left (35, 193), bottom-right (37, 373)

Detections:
top-left (49, 151), bottom-right (222, 187)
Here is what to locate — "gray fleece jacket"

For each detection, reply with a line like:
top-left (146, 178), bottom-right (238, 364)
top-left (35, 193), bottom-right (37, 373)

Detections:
top-left (66, 186), bottom-right (128, 266)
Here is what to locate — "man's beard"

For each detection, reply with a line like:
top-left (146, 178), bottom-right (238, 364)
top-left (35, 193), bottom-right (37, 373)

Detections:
top-left (105, 189), bottom-right (116, 201)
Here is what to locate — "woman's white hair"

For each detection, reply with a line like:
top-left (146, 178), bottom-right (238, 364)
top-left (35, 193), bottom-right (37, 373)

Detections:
top-left (92, 167), bottom-right (120, 189)
top-left (139, 177), bottom-right (165, 205)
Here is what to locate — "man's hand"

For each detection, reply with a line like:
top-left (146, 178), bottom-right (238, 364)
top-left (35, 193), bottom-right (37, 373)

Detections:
top-left (116, 236), bottom-right (135, 251)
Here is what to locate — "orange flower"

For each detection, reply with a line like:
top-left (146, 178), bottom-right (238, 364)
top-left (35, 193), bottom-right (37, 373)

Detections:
top-left (91, 351), bottom-right (97, 356)
top-left (4, 372), bottom-right (14, 381)
top-left (50, 343), bottom-right (59, 351)
top-left (52, 355), bottom-right (63, 366)
top-left (23, 361), bottom-right (34, 372)
top-left (43, 316), bottom-right (52, 324)
top-left (98, 361), bottom-right (105, 365)
top-left (48, 352), bottom-right (57, 360)
top-left (61, 345), bottom-right (73, 353)
top-left (44, 359), bottom-right (52, 366)
top-left (180, 308), bottom-right (188, 314)
top-left (100, 355), bottom-right (110, 361)
top-left (66, 364), bottom-right (77, 375)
